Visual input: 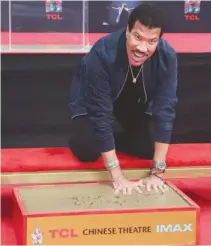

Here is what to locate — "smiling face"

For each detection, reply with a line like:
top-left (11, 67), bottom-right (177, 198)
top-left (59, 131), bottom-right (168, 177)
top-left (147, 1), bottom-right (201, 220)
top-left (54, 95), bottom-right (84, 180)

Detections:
top-left (126, 21), bottom-right (161, 66)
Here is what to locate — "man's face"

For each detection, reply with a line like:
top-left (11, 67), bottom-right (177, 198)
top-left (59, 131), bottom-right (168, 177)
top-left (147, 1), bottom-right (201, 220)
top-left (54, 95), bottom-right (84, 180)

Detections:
top-left (126, 21), bottom-right (161, 66)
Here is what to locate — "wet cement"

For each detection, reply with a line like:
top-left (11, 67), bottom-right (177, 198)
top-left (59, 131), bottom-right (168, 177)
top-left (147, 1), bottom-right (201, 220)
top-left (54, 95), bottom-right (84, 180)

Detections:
top-left (17, 183), bottom-right (191, 214)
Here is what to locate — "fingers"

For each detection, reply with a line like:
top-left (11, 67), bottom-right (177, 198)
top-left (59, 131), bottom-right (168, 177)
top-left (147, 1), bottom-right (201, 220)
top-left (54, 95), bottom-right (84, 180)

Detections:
top-left (114, 183), bottom-right (142, 196)
top-left (135, 186), bottom-right (143, 194)
top-left (113, 182), bottom-right (118, 189)
top-left (114, 186), bottom-right (121, 195)
top-left (150, 183), bottom-right (169, 193)
top-left (123, 187), bottom-right (127, 195)
top-left (114, 185), bottom-right (130, 195)
top-left (127, 187), bottom-right (133, 196)
top-left (145, 182), bottom-right (152, 192)
top-left (142, 178), bottom-right (169, 193)
top-left (163, 184), bottom-right (169, 191)
top-left (152, 184), bottom-right (159, 193)
top-left (159, 184), bottom-right (169, 193)
top-left (113, 180), bottom-right (169, 196)
top-left (137, 180), bottom-right (145, 188)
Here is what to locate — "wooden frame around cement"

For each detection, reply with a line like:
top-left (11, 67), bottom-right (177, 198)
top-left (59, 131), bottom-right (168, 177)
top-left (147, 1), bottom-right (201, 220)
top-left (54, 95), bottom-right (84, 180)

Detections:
top-left (2, 166), bottom-right (211, 185)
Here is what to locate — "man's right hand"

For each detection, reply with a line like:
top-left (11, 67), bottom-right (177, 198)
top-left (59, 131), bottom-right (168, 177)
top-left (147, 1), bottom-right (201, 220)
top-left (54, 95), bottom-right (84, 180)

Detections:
top-left (113, 178), bottom-right (143, 195)
top-left (102, 150), bottom-right (143, 195)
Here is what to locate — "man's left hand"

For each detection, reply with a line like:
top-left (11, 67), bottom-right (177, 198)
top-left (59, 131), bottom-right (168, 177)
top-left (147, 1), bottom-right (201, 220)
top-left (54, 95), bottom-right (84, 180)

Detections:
top-left (138, 175), bottom-right (169, 193)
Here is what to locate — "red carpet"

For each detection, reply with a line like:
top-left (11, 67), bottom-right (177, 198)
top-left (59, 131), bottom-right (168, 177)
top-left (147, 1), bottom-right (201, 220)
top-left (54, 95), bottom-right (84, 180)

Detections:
top-left (2, 144), bottom-right (211, 173)
top-left (1, 178), bottom-right (211, 245)
top-left (2, 32), bottom-right (211, 53)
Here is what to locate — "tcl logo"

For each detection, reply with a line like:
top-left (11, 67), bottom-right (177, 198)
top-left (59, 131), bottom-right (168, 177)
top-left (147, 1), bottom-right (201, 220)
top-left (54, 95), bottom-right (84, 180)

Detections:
top-left (49, 228), bottom-right (78, 238)
top-left (46, 14), bottom-right (63, 20)
top-left (184, 14), bottom-right (200, 21)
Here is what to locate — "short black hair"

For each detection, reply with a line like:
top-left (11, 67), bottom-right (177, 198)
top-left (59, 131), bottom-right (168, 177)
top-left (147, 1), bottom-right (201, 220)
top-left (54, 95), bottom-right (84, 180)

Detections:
top-left (128, 3), bottom-right (164, 36)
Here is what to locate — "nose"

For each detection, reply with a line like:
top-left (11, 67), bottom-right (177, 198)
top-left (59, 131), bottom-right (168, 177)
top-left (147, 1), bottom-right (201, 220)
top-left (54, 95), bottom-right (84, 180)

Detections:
top-left (137, 42), bottom-right (148, 53)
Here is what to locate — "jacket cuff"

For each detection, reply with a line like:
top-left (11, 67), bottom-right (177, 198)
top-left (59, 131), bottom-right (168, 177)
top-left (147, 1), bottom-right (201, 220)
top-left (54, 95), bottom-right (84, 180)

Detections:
top-left (99, 135), bottom-right (116, 153)
top-left (153, 125), bottom-right (172, 143)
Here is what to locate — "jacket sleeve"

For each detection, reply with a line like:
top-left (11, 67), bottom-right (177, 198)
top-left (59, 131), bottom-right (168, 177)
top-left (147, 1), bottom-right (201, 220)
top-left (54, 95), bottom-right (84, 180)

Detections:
top-left (84, 50), bottom-right (115, 152)
top-left (152, 49), bottom-right (178, 143)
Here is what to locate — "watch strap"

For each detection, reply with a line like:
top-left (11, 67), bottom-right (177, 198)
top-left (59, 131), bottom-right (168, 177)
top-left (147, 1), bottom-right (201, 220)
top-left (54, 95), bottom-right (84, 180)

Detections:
top-left (149, 168), bottom-right (165, 175)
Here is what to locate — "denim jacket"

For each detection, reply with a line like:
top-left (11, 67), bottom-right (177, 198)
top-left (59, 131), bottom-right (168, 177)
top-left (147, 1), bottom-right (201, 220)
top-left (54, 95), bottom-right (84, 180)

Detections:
top-left (68, 28), bottom-right (178, 152)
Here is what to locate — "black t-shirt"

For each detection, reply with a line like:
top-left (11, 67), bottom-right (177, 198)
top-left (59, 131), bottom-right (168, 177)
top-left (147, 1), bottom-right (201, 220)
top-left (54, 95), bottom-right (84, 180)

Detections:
top-left (113, 65), bottom-right (147, 126)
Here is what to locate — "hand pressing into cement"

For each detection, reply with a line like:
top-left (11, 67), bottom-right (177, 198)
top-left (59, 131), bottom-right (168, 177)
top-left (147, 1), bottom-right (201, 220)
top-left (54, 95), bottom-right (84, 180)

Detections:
top-left (138, 175), bottom-right (169, 194)
top-left (113, 178), bottom-right (143, 196)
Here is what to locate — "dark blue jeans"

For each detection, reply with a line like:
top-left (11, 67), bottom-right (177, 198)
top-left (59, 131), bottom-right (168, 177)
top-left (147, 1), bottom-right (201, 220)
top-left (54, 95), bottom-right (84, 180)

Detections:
top-left (68, 113), bottom-right (154, 162)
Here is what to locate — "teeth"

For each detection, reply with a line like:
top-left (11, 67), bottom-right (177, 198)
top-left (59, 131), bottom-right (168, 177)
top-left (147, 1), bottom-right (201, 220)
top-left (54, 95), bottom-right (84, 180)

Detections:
top-left (134, 52), bottom-right (144, 58)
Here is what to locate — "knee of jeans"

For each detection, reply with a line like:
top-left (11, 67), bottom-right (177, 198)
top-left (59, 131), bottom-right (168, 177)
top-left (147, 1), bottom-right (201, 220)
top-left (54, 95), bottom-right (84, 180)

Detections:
top-left (134, 143), bottom-right (154, 160)
top-left (78, 154), bottom-right (100, 162)
top-left (68, 144), bottom-right (100, 163)
top-left (142, 150), bottom-right (154, 160)
top-left (144, 144), bottom-right (154, 160)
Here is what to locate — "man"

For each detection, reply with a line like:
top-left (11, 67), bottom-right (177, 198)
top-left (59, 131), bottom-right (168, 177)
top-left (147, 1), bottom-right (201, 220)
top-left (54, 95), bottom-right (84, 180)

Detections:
top-left (112, 3), bottom-right (134, 24)
top-left (68, 4), bottom-right (178, 195)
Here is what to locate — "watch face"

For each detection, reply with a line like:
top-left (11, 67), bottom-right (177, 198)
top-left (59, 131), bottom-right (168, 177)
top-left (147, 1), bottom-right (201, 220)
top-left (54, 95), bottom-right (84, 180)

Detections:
top-left (154, 161), bottom-right (166, 170)
top-left (158, 162), bottom-right (166, 170)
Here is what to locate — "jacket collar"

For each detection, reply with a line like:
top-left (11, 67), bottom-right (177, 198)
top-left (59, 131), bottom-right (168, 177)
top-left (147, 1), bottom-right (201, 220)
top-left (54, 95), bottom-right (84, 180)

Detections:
top-left (116, 28), bottom-right (129, 72)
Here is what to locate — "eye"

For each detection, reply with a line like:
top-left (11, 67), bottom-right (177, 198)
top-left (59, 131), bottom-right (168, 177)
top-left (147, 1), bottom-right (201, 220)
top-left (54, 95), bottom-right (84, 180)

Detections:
top-left (133, 32), bottom-right (140, 40)
top-left (149, 39), bottom-right (157, 44)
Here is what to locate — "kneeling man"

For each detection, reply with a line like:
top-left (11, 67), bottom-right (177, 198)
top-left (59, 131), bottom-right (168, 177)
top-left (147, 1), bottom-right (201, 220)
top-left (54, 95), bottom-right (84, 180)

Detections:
top-left (68, 4), bottom-right (178, 195)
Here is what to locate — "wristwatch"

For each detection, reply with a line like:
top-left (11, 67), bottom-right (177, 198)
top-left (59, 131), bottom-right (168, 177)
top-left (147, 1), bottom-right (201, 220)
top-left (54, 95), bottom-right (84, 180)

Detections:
top-left (150, 160), bottom-right (166, 175)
